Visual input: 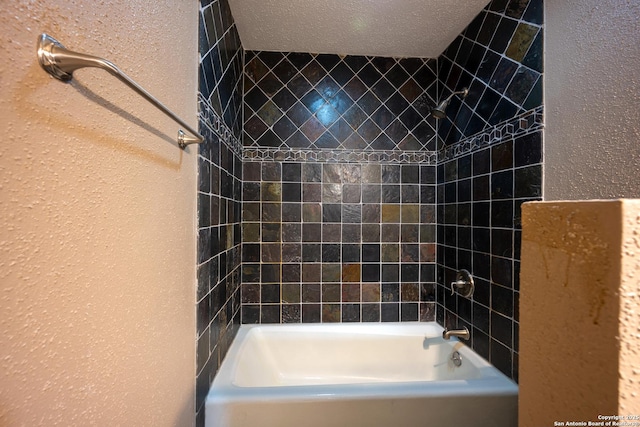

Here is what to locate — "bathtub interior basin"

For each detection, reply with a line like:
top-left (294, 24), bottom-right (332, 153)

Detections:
top-left (233, 323), bottom-right (484, 387)
top-left (206, 322), bottom-right (518, 427)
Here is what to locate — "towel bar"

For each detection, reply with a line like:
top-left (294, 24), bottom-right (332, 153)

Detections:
top-left (37, 33), bottom-right (203, 149)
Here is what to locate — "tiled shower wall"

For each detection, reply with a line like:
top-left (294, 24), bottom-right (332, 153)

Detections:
top-left (438, 0), bottom-right (542, 143)
top-left (436, 120), bottom-right (542, 382)
top-left (241, 161), bottom-right (438, 323)
top-left (243, 52), bottom-right (439, 151)
top-left (240, 53), bottom-right (442, 323)
top-left (435, 0), bottom-right (543, 382)
top-left (196, 0), bottom-right (243, 423)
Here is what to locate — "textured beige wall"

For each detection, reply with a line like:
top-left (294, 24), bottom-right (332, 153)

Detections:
top-left (544, 0), bottom-right (640, 200)
top-left (619, 202), bottom-right (640, 415)
top-left (519, 200), bottom-right (640, 426)
top-left (0, 1), bottom-right (198, 426)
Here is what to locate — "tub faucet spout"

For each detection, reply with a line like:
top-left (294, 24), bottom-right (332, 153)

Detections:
top-left (442, 326), bottom-right (470, 341)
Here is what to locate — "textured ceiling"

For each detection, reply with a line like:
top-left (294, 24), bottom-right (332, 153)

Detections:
top-left (228, 0), bottom-right (491, 58)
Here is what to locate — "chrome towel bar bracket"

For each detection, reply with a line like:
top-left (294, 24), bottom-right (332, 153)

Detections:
top-left (36, 33), bottom-right (203, 149)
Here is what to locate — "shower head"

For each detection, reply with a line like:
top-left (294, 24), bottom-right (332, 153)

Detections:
top-left (431, 88), bottom-right (469, 119)
top-left (431, 103), bottom-right (449, 119)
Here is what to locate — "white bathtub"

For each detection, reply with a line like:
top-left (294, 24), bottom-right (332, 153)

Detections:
top-left (205, 322), bottom-right (517, 427)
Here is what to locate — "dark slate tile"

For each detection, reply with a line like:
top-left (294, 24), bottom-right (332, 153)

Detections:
top-left (272, 87), bottom-right (297, 111)
top-left (476, 12), bottom-right (501, 46)
top-left (399, 106), bottom-right (422, 131)
top-left (489, 97), bottom-right (519, 125)
top-left (342, 304), bottom-right (361, 322)
top-left (414, 64), bottom-right (437, 89)
top-left (286, 131), bottom-right (312, 149)
top-left (330, 61), bottom-right (355, 86)
top-left (272, 116), bottom-right (297, 140)
top-left (455, 38), bottom-right (474, 69)
top-left (506, 0), bottom-right (530, 19)
top-left (399, 78), bottom-right (422, 103)
top-left (259, 51), bottom-right (285, 69)
top-left (464, 11), bottom-right (486, 41)
top-left (316, 54), bottom-right (341, 72)
top-left (328, 90), bottom-right (355, 115)
top-left (301, 60), bottom-right (325, 85)
top-left (491, 311), bottom-right (513, 348)
top-left (314, 132), bottom-right (340, 149)
top-left (472, 203), bottom-right (490, 233)
top-left (314, 103), bottom-right (340, 127)
top-left (522, 30), bottom-right (543, 73)
top-left (372, 57), bottom-right (396, 74)
top-left (372, 105), bottom-right (394, 130)
top-left (488, 0), bottom-right (509, 13)
top-left (317, 75), bottom-right (341, 99)
top-left (506, 24), bottom-right (539, 63)
top-left (475, 88), bottom-right (501, 121)
top-left (342, 104), bottom-right (368, 131)
top-left (357, 119), bottom-right (382, 141)
top-left (492, 227), bottom-right (513, 259)
top-left (257, 72), bottom-right (283, 97)
top-left (322, 204), bottom-right (341, 223)
top-left (399, 58), bottom-right (423, 75)
top-left (357, 63), bottom-right (383, 86)
top-left (523, 0), bottom-right (543, 25)
top-left (287, 102), bottom-right (313, 127)
top-left (370, 133), bottom-right (395, 150)
top-left (343, 76), bottom-right (368, 101)
top-left (282, 162), bottom-right (302, 182)
top-left (514, 132), bottom-right (542, 167)
top-left (372, 78), bottom-right (395, 100)
top-left (522, 76), bottom-right (542, 110)
top-left (492, 284), bottom-right (514, 317)
top-left (385, 92), bottom-right (410, 116)
top-left (506, 66), bottom-right (539, 106)
top-left (344, 55), bottom-right (370, 73)
top-left (490, 57), bottom-right (519, 94)
top-left (490, 17), bottom-right (519, 54)
top-left (301, 89), bottom-right (325, 114)
top-left (466, 43), bottom-right (488, 77)
top-left (261, 305), bottom-right (281, 323)
top-left (357, 92), bottom-right (383, 115)
top-left (492, 141), bottom-right (514, 172)
top-left (492, 199), bottom-right (514, 228)
top-left (288, 75), bottom-right (313, 98)
top-left (477, 50), bottom-right (501, 84)
top-left (386, 63), bottom-right (410, 88)
top-left (300, 116), bottom-right (326, 143)
top-left (515, 165), bottom-right (542, 198)
top-left (287, 52), bottom-right (314, 70)
top-left (302, 304), bottom-right (321, 323)
top-left (273, 59), bottom-right (297, 84)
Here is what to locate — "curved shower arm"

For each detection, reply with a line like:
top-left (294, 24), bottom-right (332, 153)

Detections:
top-left (443, 88), bottom-right (469, 104)
top-left (36, 33), bottom-right (203, 149)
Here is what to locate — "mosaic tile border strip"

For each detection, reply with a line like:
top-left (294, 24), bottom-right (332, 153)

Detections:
top-left (439, 106), bottom-right (543, 162)
top-left (242, 147), bottom-right (438, 165)
top-left (198, 93), bottom-right (244, 157)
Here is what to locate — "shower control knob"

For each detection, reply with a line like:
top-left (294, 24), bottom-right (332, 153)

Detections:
top-left (450, 269), bottom-right (474, 298)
